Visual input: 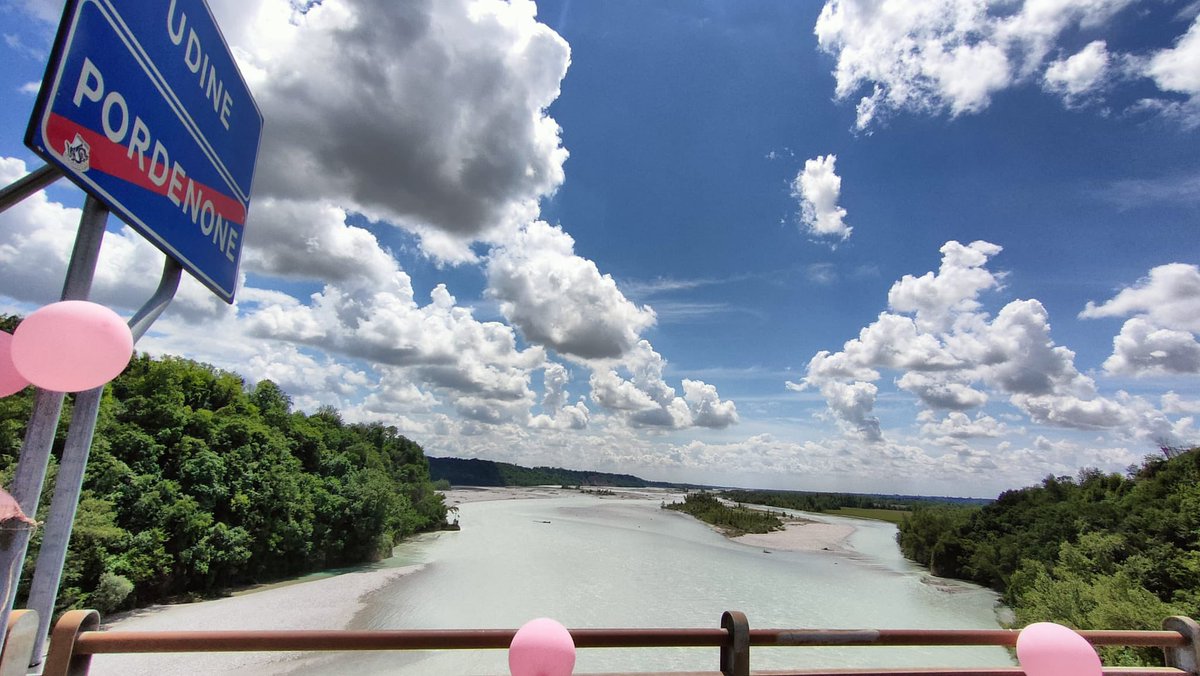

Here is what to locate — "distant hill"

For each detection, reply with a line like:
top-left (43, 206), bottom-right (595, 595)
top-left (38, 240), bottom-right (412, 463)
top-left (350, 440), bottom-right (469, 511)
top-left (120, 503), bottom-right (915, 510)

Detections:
top-left (428, 456), bottom-right (702, 489)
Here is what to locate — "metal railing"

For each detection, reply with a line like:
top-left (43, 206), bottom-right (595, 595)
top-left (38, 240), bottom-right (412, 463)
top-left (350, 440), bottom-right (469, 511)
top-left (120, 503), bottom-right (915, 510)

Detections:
top-left (13, 610), bottom-right (1200, 676)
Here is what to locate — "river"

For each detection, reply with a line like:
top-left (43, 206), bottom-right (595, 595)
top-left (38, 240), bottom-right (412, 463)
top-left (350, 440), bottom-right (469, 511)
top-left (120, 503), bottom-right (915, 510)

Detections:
top-left (282, 491), bottom-right (1012, 674)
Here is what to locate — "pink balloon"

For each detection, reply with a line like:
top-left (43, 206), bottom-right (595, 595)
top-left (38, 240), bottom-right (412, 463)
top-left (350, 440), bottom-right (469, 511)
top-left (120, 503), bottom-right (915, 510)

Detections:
top-left (1016, 622), bottom-right (1102, 676)
top-left (0, 332), bottom-right (30, 397)
top-left (509, 618), bottom-right (575, 676)
top-left (11, 301), bottom-right (133, 393)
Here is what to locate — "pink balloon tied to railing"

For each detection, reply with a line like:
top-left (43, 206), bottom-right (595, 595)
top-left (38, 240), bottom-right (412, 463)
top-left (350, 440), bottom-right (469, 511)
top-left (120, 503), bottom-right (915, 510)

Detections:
top-left (10, 300), bottom-right (134, 393)
top-left (0, 331), bottom-right (31, 398)
top-left (1016, 622), bottom-right (1103, 676)
top-left (509, 617), bottom-right (576, 676)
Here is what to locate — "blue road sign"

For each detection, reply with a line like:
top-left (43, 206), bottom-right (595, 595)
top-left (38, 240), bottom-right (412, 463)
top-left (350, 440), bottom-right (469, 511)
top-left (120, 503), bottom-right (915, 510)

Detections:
top-left (25, 0), bottom-right (263, 303)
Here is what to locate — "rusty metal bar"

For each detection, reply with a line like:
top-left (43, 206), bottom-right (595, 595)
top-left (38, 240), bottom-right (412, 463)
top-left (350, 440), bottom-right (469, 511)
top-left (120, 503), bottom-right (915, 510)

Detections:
top-left (68, 626), bottom-right (1190, 654)
top-left (751, 628), bottom-right (1189, 648)
top-left (747, 670), bottom-right (1184, 676)
top-left (73, 628), bottom-right (730, 654)
top-left (41, 610), bottom-right (99, 676)
top-left (722, 611), bottom-right (750, 676)
top-left (45, 612), bottom-right (1198, 676)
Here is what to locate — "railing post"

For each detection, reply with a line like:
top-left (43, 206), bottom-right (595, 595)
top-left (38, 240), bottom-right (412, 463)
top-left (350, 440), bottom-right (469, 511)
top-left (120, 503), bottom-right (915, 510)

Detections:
top-left (42, 610), bottom-right (99, 676)
top-left (0, 610), bottom-right (38, 676)
top-left (1164, 616), bottom-right (1200, 675)
top-left (720, 611), bottom-right (749, 676)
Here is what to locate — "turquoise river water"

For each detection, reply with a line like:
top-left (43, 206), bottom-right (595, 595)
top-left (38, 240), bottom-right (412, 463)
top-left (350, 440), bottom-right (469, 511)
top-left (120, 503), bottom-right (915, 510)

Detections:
top-left (283, 492), bottom-right (1013, 674)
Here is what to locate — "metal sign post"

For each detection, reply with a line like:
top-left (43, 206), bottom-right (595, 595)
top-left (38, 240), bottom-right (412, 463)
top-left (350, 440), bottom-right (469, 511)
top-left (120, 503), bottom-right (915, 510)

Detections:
top-left (0, 194), bottom-right (109, 653)
top-left (0, 0), bottom-right (261, 659)
top-left (25, 257), bottom-right (183, 661)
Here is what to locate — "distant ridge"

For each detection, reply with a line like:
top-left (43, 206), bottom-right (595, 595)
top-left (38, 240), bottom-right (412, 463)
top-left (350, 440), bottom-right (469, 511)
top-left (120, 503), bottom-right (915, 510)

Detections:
top-left (427, 456), bottom-right (707, 489)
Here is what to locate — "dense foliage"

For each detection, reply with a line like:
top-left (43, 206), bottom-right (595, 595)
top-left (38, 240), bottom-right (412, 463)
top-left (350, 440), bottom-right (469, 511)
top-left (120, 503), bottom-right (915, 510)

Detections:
top-left (664, 492), bottom-right (784, 535)
top-left (897, 450), bottom-right (1200, 665)
top-left (428, 456), bottom-right (694, 488)
top-left (0, 336), bottom-right (448, 616)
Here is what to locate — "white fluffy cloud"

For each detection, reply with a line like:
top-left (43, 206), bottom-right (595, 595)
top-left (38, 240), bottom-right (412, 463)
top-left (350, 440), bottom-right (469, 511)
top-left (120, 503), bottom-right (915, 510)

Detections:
top-left (243, 273), bottom-right (545, 410)
top-left (241, 199), bottom-right (402, 286)
top-left (1102, 318), bottom-right (1200, 376)
top-left (529, 363), bottom-right (590, 430)
top-left (792, 155), bottom-right (851, 242)
top-left (1081, 263), bottom-right (1200, 376)
top-left (888, 240), bottom-right (1005, 333)
top-left (1043, 40), bottom-right (1110, 101)
top-left (219, 0), bottom-right (570, 256)
top-left (818, 380), bottom-right (882, 441)
top-left (486, 221), bottom-right (656, 360)
top-left (588, 341), bottom-right (738, 430)
top-left (1080, 263), bottom-right (1200, 332)
top-left (812, 0), bottom-right (1173, 129)
top-left (799, 239), bottom-right (1189, 444)
top-left (921, 411), bottom-right (1007, 443)
top-left (1143, 15), bottom-right (1200, 127)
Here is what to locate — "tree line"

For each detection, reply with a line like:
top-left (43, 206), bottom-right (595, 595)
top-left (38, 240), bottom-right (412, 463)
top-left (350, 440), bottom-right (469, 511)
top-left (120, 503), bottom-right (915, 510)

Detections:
top-left (896, 448), bottom-right (1200, 666)
top-left (1, 318), bottom-right (449, 616)
top-left (663, 492), bottom-right (784, 535)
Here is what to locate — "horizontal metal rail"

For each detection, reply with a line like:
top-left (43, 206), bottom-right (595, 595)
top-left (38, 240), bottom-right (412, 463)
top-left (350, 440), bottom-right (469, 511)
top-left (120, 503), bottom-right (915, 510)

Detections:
top-left (37, 610), bottom-right (1200, 676)
top-left (67, 627), bottom-right (1189, 654)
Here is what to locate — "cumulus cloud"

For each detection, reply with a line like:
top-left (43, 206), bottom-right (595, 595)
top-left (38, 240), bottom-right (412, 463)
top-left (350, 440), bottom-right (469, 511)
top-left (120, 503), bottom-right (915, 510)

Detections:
top-left (529, 363), bottom-right (590, 430)
top-left (225, 0), bottom-right (570, 251)
top-left (1080, 263), bottom-right (1200, 332)
top-left (818, 380), bottom-right (881, 441)
top-left (813, 0), bottom-right (1140, 129)
top-left (486, 221), bottom-right (656, 360)
top-left (921, 411), bottom-right (1007, 442)
top-left (792, 155), bottom-right (851, 242)
top-left (1081, 263), bottom-right (1200, 376)
top-left (898, 372), bottom-right (989, 410)
top-left (587, 341), bottom-right (737, 430)
top-left (1102, 318), bottom-right (1200, 375)
top-left (243, 272), bottom-right (545, 417)
top-left (1163, 392), bottom-right (1200, 415)
top-left (682, 379), bottom-right (740, 429)
top-left (888, 240), bottom-right (1005, 333)
top-left (1043, 40), bottom-right (1110, 102)
top-left (798, 239), bottom-right (1189, 445)
top-left (242, 199), bottom-right (402, 286)
top-left (1142, 14), bottom-right (1200, 127)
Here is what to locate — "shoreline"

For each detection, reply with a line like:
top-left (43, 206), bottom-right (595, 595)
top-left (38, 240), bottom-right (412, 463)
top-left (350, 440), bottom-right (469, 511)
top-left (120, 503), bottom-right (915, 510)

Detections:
top-left (87, 564), bottom-right (424, 676)
top-left (730, 518), bottom-right (856, 552)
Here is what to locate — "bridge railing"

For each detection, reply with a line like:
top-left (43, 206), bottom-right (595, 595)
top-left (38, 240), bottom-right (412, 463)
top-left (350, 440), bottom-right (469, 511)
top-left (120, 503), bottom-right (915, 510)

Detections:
top-left (22, 610), bottom-right (1200, 676)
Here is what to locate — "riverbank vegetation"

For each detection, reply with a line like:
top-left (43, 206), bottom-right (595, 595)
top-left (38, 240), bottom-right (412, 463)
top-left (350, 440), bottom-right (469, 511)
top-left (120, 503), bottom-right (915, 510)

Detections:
top-left (428, 456), bottom-right (701, 489)
top-left (0, 332), bottom-right (449, 616)
top-left (896, 448), bottom-right (1200, 666)
top-left (663, 492), bottom-right (784, 535)
top-left (719, 488), bottom-right (978, 520)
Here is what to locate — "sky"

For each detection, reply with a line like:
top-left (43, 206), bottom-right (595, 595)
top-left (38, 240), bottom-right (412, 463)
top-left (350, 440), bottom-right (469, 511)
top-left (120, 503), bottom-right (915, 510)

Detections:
top-left (1, 0), bottom-right (1198, 498)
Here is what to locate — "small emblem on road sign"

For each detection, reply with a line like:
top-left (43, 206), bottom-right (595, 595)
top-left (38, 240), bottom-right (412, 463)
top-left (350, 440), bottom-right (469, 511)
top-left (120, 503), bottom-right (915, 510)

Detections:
top-left (64, 133), bottom-right (90, 172)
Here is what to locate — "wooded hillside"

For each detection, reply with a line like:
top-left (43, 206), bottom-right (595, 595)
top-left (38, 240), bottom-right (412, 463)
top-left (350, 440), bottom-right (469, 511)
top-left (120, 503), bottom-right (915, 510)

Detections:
top-left (897, 448), bottom-right (1200, 665)
top-left (1, 321), bottom-right (448, 615)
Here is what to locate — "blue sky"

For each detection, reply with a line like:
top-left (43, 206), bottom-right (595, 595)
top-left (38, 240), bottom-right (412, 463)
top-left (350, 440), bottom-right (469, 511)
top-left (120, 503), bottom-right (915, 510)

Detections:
top-left (1, 0), bottom-right (1198, 497)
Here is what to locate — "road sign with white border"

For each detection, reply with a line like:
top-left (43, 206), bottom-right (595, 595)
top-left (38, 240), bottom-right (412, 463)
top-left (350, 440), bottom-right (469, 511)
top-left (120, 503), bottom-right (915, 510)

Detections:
top-left (26, 0), bottom-right (263, 303)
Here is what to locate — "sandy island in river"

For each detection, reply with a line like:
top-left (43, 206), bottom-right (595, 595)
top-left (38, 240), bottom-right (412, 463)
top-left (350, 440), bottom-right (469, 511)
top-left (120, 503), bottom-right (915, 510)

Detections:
top-left (730, 519), bottom-right (856, 553)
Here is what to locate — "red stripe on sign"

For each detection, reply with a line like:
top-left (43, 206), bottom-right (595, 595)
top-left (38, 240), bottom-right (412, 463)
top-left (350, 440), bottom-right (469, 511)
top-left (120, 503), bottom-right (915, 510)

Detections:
top-left (46, 113), bottom-right (247, 225)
